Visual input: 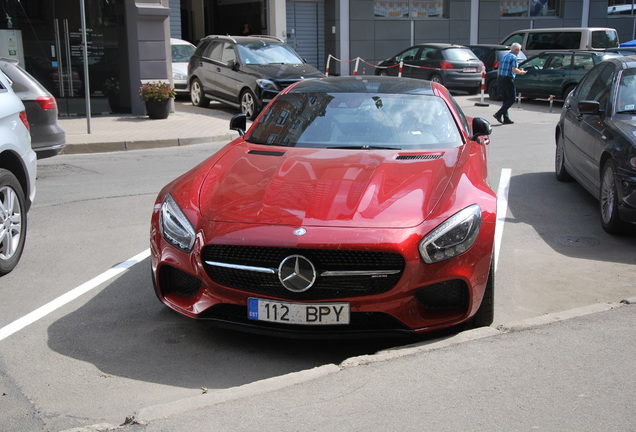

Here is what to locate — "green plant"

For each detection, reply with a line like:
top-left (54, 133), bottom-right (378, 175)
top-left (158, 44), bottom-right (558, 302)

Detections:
top-left (139, 81), bottom-right (176, 102)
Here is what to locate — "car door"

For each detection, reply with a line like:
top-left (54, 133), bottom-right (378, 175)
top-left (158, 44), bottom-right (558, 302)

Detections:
top-left (393, 46), bottom-right (422, 78)
top-left (211, 42), bottom-right (241, 103)
top-left (562, 63), bottom-right (614, 191)
top-left (193, 40), bottom-right (219, 96)
top-left (516, 53), bottom-right (550, 97)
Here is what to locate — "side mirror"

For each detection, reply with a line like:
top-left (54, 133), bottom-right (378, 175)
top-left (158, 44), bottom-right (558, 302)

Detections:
top-left (471, 117), bottom-right (492, 141)
top-left (230, 113), bottom-right (247, 136)
top-left (227, 59), bottom-right (239, 70)
top-left (578, 100), bottom-right (601, 115)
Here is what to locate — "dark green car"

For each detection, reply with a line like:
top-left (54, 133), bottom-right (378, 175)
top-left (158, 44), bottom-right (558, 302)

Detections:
top-left (514, 50), bottom-right (620, 100)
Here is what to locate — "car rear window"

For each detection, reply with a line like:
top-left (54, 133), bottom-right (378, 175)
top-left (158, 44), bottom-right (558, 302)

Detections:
top-left (443, 48), bottom-right (479, 62)
top-left (247, 93), bottom-right (463, 150)
top-left (591, 30), bottom-right (619, 49)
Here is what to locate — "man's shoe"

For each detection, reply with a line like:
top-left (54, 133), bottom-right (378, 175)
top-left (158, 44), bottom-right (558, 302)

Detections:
top-left (493, 114), bottom-right (503, 124)
top-left (503, 118), bottom-right (514, 124)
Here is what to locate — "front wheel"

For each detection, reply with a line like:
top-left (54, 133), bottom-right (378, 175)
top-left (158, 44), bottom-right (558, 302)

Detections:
top-left (0, 169), bottom-right (27, 276)
top-left (190, 78), bottom-right (209, 107)
top-left (600, 160), bottom-right (627, 234)
top-left (240, 89), bottom-right (259, 120)
top-left (472, 258), bottom-right (494, 328)
top-left (555, 133), bottom-right (572, 181)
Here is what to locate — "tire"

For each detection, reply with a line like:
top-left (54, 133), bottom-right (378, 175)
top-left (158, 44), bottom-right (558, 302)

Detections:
top-left (599, 160), bottom-right (627, 234)
top-left (429, 73), bottom-right (443, 85)
top-left (189, 78), bottom-right (209, 107)
top-left (562, 84), bottom-right (576, 100)
top-left (0, 169), bottom-right (27, 276)
top-left (240, 89), bottom-right (259, 120)
top-left (378, 70), bottom-right (388, 77)
top-left (555, 133), bottom-right (572, 182)
top-left (487, 80), bottom-right (502, 101)
top-left (472, 257), bottom-right (495, 328)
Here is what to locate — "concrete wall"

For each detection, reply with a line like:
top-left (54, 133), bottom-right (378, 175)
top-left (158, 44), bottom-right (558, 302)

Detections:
top-left (126, 0), bottom-right (172, 115)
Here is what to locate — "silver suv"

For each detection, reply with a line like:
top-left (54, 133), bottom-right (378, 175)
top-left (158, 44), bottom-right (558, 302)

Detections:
top-left (0, 70), bottom-right (37, 275)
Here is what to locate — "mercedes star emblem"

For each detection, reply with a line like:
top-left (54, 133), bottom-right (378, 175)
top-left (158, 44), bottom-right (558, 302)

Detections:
top-left (278, 255), bottom-right (316, 292)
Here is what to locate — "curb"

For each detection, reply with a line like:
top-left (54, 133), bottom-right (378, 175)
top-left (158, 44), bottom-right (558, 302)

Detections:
top-left (62, 134), bottom-right (238, 155)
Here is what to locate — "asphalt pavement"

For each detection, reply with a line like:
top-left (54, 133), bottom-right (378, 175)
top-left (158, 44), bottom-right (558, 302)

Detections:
top-left (56, 96), bottom-right (636, 432)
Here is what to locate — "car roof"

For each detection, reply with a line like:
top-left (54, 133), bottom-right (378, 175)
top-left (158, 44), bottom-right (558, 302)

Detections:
top-left (467, 44), bottom-right (511, 49)
top-left (170, 38), bottom-right (194, 46)
top-left (412, 43), bottom-right (469, 49)
top-left (288, 76), bottom-right (435, 95)
top-left (598, 54), bottom-right (636, 69)
top-left (199, 35), bottom-right (286, 45)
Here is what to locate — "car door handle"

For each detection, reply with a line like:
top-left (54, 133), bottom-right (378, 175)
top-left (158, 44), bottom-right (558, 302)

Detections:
top-left (216, 67), bottom-right (221, 72)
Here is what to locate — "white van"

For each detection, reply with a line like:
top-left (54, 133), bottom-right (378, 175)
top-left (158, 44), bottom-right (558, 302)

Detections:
top-left (501, 27), bottom-right (619, 57)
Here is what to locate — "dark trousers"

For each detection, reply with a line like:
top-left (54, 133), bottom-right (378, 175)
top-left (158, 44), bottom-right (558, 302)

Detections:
top-left (495, 76), bottom-right (516, 119)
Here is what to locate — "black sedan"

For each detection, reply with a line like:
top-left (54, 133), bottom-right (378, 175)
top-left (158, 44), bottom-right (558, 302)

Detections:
top-left (555, 56), bottom-right (636, 233)
top-left (375, 43), bottom-right (483, 94)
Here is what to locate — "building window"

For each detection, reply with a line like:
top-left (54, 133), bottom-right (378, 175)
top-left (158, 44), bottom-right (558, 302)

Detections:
top-left (608, 0), bottom-right (635, 15)
top-left (374, 1), bottom-right (447, 18)
top-left (500, 0), bottom-right (561, 17)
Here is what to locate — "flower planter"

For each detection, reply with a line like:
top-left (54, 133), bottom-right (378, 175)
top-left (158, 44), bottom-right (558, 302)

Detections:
top-left (145, 99), bottom-right (171, 119)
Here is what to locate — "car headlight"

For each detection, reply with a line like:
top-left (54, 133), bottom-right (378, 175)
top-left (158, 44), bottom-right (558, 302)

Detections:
top-left (419, 205), bottom-right (481, 264)
top-left (160, 194), bottom-right (196, 253)
top-left (256, 78), bottom-right (279, 91)
top-left (173, 72), bottom-right (187, 80)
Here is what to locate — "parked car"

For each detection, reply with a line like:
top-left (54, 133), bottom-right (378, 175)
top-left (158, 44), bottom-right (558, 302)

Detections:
top-left (375, 43), bottom-right (483, 94)
top-left (467, 44), bottom-right (527, 99)
top-left (0, 69), bottom-right (37, 275)
top-left (498, 50), bottom-right (621, 101)
top-left (555, 56), bottom-right (636, 233)
top-left (500, 27), bottom-right (620, 57)
top-left (187, 35), bottom-right (324, 119)
top-left (170, 38), bottom-right (196, 95)
top-left (150, 75), bottom-right (497, 338)
top-left (467, 44), bottom-right (527, 73)
top-left (0, 58), bottom-right (66, 159)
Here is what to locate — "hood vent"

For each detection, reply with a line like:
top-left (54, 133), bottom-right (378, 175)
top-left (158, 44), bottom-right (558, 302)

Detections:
top-left (248, 150), bottom-right (286, 157)
top-left (396, 154), bottom-right (443, 160)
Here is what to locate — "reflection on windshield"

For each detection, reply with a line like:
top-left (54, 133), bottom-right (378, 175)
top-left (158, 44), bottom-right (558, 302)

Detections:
top-left (172, 44), bottom-right (196, 62)
top-left (247, 92), bottom-right (463, 149)
top-left (617, 70), bottom-right (636, 113)
top-left (237, 43), bottom-right (303, 65)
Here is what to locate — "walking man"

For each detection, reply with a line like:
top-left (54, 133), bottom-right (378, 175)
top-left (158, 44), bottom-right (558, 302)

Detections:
top-left (494, 42), bottom-right (527, 124)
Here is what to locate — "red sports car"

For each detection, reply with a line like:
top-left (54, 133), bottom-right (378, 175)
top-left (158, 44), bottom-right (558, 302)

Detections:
top-left (150, 76), bottom-right (497, 338)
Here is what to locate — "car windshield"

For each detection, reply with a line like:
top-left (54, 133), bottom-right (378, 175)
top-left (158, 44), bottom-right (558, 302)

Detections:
top-left (172, 43), bottom-right (196, 62)
top-left (237, 43), bottom-right (303, 65)
top-left (247, 92), bottom-right (463, 150)
top-left (616, 69), bottom-right (636, 113)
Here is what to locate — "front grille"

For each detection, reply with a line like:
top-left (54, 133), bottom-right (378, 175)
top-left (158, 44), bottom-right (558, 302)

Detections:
top-left (277, 80), bottom-right (300, 90)
top-left (201, 245), bottom-right (405, 300)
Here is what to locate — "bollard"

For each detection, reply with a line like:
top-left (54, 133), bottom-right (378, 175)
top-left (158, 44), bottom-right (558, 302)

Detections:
top-left (475, 66), bottom-right (489, 107)
top-left (549, 95), bottom-right (554, 112)
top-left (398, 61), bottom-right (403, 78)
top-left (517, 93), bottom-right (522, 109)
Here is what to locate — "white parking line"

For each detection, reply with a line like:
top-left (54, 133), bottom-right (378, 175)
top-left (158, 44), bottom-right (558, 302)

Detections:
top-left (495, 168), bottom-right (512, 272)
top-left (0, 249), bottom-right (150, 342)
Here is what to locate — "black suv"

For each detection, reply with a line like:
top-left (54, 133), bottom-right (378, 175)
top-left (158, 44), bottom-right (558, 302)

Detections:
top-left (188, 35), bottom-right (324, 119)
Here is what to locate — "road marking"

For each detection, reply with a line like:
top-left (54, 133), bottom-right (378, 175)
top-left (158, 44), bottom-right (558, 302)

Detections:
top-left (0, 249), bottom-right (150, 342)
top-left (495, 168), bottom-right (511, 272)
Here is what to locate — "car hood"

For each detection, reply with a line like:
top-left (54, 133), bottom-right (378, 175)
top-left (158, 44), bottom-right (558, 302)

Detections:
top-left (198, 144), bottom-right (461, 228)
top-left (612, 116), bottom-right (636, 139)
top-left (172, 62), bottom-right (188, 76)
top-left (241, 63), bottom-right (324, 81)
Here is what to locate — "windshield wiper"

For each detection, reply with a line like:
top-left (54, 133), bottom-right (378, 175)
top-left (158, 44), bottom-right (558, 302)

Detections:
top-left (327, 145), bottom-right (402, 150)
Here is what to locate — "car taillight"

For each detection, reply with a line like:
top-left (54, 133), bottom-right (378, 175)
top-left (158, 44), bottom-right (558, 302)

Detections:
top-left (36, 95), bottom-right (58, 110)
top-left (440, 61), bottom-right (454, 70)
top-left (493, 61), bottom-right (499, 69)
top-left (19, 111), bottom-right (30, 131)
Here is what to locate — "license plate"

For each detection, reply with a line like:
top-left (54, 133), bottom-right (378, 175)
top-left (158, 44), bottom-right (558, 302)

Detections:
top-left (463, 68), bottom-right (478, 73)
top-left (248, 298), bottom-right (350, 325)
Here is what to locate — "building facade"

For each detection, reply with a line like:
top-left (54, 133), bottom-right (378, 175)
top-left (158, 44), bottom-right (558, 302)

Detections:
top-left (1, 0), bottom-right (635, 116)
